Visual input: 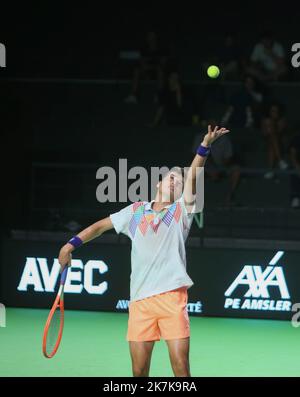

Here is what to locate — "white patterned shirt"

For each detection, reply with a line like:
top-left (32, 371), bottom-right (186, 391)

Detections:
top-left (110, 196), bottom-right (195, 302)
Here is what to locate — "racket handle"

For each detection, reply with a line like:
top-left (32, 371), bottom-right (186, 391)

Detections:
top-left (60, 266), bottom-right (69, 285)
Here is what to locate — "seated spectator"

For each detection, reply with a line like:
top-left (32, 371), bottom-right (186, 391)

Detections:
top-left (148, 71), bottom-right (197, 127)
top-left (192, 120), bottom-right (241, 206)
top-left (246, 31), bottom-right (287, 82)
top-left (261, 103), bottom-right (288, 179)
top-left (207, 133), bottom-right (241, 206)
top-left (124, 31), bottom-right (170, 104)
top-left (202, 33), bottom-right (242, 82)
top-left (221, 75), bottom-right (264, 128)
top-left (218, 32), bottom-right (242, 81)
top-left (289, 133), bottom-right (300, 209)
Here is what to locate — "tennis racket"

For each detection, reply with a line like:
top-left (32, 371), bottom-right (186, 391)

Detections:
top-left (42, 266), bottom-right (68, 358)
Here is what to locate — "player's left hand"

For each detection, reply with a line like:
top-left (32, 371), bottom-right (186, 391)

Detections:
top-left (202, 125), bottom-right (230, 146)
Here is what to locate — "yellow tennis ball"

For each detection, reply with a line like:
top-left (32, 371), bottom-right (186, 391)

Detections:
top-left (207, 65), bottom-right (220, 79)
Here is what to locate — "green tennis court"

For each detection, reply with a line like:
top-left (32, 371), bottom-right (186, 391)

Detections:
top-left (1, 308), bottom-right (299, 377)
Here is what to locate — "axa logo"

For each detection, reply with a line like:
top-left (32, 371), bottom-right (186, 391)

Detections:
top-left (18, 257), bottom-right (108, 295)
top-left (0, 43), bottom-right (6, 67)
top-left (224, 251), bottom-right (292, 312)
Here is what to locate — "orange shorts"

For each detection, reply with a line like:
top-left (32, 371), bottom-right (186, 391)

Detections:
top-left (127, 287), bottom-right (190, 342)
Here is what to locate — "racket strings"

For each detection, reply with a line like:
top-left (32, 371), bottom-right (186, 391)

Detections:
top-left (46, 307), bottom-right (62, 355)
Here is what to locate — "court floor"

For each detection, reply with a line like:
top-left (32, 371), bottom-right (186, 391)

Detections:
top-left (0, 308), bottom-right (299, 377)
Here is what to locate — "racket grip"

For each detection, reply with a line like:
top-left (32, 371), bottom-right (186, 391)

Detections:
top-left (60, 267), bottom-right (69, 285)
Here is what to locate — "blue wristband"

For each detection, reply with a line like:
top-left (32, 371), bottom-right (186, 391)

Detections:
top-left (68, 236), bottom-right (83, 249)
top-left (197, 144), bottom-right (211, 157)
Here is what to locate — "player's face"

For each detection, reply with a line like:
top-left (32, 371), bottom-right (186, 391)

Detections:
top-left (159, 171), bottom-right (184, 202)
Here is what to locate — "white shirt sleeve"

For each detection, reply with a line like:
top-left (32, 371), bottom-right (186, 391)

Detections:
top-left (177, 195), bottom-right (196, 238)
top-left (109, 203), bottom-right (133, 236)
top-left (178, 195), bottom-right (197, 217)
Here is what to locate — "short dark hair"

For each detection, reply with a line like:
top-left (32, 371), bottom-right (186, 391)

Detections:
top-left (160, 167), bottom-right (184, 181)
top-left (171, 166), bottom-right (184, 178)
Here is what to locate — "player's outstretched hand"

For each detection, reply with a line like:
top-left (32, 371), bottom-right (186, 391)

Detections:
top-left (58, 245), bottom-right (73, 272)
top-left (203, 125), bottom-right (230, 146)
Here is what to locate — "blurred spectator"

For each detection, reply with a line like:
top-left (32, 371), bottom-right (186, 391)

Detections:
top-left (247, 31), bottom-right (287, 82)
top-left (207, 134), bottom-right (241, 206)
top-left (202, 33), bottom-right (242, 82)
top-left (218, 32), bottom-right (242, 81)
top-left (148, 71), bottom-right (197, 127)
top-left (289, 133), bottom-right (300, 209)
top-left (124, 31), bottom-right (170, 104)
top-left (193, 121), bottom-right (241, 206)
top-left (221, 75), bottom-right (264, 128)
top-left (261, 103), bottom-right (288, 179)
top-left (198, 80), bottom-right (226, 122)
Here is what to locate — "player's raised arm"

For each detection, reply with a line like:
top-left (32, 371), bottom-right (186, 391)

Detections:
top-left (183, 125), bottom-right (230, 211)
top-left (58, 217), bottom-right (114, 270)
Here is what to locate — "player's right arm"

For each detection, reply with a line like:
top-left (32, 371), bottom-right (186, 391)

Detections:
top-left (58, 217), bottom-right (113, 270)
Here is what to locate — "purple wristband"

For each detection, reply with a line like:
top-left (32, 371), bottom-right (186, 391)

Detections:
top-left (197, 144), bottom-right (211, 157)
top-left (68, 236), bottom-right (83, 249)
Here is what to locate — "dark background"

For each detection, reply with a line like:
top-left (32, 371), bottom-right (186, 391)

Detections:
top-left (0, 3), bottom-right (298, 78)
top-left (1, 2), bottom-right (300, 230)
top-left (1, 2), bottom-right (300, 320)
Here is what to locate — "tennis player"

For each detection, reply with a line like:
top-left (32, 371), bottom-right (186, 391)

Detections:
top-left (58, 125), bottom-right (229, 377)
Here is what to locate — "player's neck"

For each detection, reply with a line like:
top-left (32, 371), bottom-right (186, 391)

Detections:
top-left (152, 193), bottom-right (173, 211)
